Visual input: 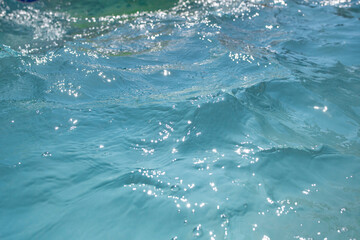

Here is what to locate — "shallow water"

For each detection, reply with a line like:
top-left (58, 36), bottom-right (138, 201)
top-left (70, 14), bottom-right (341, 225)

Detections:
top-left (1, 0), bottom-right (360, 239)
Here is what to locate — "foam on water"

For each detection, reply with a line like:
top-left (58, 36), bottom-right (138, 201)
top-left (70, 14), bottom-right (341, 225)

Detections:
top-left (1, 0), bottom-right (360, 239)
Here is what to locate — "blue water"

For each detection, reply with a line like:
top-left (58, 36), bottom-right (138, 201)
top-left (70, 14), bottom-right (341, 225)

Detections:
top-left (1, 0), bottom-right (360, 239)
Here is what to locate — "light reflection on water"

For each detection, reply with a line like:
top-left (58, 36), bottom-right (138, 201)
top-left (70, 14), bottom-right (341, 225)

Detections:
top-left (1, 0), bottom-right (360, 239)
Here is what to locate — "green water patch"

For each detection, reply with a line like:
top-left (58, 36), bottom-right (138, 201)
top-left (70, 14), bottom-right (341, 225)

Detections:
top-left (43, 0), bottom-right (178, 18)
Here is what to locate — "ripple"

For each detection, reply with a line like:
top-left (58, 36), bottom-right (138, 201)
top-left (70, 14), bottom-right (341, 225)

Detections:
top-left (192, 224), bottom-right (204, 238)
top-left (1, 0), bottom-right (360, 239)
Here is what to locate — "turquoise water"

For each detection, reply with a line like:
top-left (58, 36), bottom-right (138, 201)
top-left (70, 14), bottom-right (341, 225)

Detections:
top-left (1, 0), bottom-right (360, 239)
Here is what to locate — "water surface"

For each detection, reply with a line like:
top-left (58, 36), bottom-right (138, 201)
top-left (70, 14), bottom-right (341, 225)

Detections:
top-left (1, 0), bottom-right (360, 239)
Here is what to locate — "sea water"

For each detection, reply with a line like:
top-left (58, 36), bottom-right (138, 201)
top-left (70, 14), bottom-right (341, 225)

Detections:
top-left (0, 0), bottom-right (360, 239)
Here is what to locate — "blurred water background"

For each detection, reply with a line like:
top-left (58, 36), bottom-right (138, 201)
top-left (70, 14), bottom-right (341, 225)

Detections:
top-left (1, 0), bottom-right (360, 239)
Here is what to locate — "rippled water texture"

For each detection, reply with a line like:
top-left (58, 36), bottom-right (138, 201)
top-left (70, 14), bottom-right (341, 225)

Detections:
top-left (1, 0), bottom-right (360, 239)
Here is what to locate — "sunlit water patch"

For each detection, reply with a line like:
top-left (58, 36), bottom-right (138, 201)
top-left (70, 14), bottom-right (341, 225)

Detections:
top-left (1, 0), bottom-right (360, 239)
